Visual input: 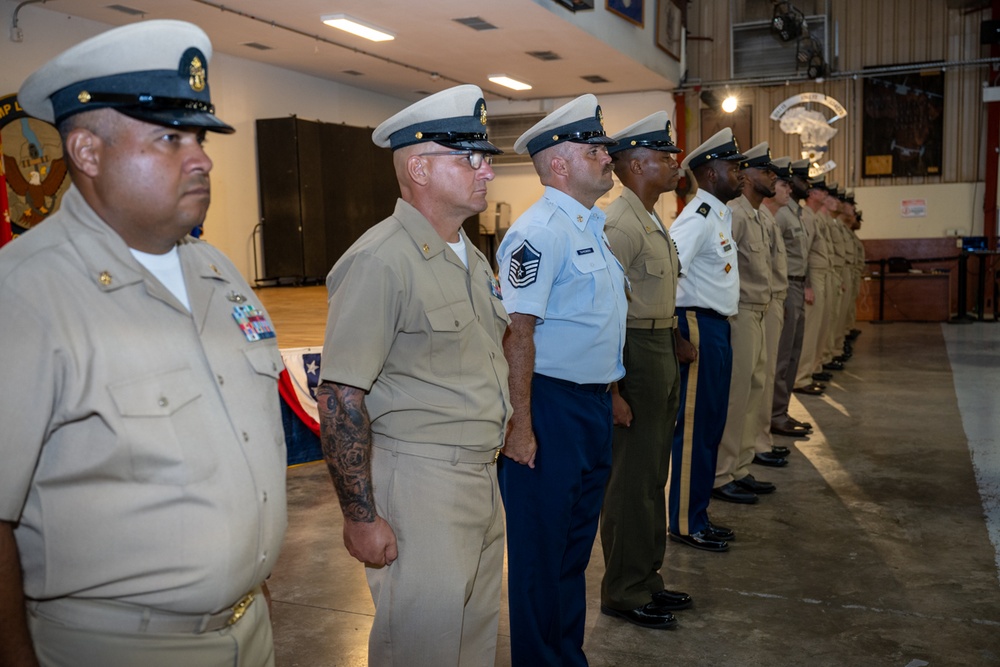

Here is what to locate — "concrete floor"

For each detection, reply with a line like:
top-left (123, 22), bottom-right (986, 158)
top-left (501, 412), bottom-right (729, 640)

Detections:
top-left (266, 321), bottom-right (1000, 666)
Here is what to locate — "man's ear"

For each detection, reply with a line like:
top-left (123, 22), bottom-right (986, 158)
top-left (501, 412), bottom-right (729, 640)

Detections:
top-left (629, 157), bottom-right (643, 176)
top-left (549, 155), bottom-right (569, 178)
top-left (63, 128), bottom-right (102, 179)
top-left (406, 155), bottom-right (430, 187)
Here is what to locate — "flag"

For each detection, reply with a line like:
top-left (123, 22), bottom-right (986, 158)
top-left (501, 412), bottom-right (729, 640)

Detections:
top-left (277, 347), bottom-right (323, 436)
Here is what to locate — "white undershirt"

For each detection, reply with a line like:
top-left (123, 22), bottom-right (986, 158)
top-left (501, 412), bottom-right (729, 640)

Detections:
top-left (129, 246), bottom-right (191, 311)
top-left (447, 236), bottom-right (469, 268)
top-left (646, 208), bottom-right (665, 233)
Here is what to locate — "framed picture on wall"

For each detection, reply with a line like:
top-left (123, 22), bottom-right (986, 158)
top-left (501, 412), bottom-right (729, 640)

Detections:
top-left (861, 67), bottom-right (944, 177)
top-left (656, 0), bottom-right (684, 61)
top-left (607, 0), bottom-right (644, 27)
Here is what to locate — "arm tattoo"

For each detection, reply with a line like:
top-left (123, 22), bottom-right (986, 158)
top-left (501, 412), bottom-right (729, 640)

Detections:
top-left (316, 382), bottom-right (377, 523)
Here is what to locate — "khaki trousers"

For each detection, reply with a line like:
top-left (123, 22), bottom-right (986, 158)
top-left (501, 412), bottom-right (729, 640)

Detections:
top-left (754, 295), bottom-right (785, 455)
top-left (716, 305), bottom-right (766, 486)
top-left (820, 269), bottom-right (844, 367)
top-left (795, 269), bottom-right (828, 388)
top-left (367, 445), bottom-right (505, 667)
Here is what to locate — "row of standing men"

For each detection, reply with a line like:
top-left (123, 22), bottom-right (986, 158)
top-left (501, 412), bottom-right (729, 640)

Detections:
top-left (317, 85), bottom-right (872, 666)
top-left (0, 18), bottom-right (869, 667)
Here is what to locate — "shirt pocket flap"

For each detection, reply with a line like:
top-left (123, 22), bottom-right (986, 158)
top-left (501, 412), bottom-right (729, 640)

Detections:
top-left (243, 345), bottom-right (283, 379)
top-left (108, 368), bottom-right (201, 417)
top-left (571, 252), bottom-right (603, 274)
top-left (426, 301), bottom-right (476, 333)
top-left (644, 257), bottom-right (669, 279)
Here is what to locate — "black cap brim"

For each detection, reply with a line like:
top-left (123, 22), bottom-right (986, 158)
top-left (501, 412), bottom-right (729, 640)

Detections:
top-left (119, 106), bottom-right (235, 134)
top-left (436, 138), bottom-right (503, 155)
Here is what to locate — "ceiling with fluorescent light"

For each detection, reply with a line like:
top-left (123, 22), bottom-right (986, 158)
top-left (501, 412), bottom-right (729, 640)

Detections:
top-left (17, 0), bottom-right (676, 102)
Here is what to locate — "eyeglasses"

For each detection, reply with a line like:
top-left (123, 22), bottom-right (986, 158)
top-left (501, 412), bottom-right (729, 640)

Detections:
top-left (417, 150), bottom-right (493, 170)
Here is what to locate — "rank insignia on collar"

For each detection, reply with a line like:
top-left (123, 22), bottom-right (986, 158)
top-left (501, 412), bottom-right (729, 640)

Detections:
top-left (697, 203), bottom-right (711, 218)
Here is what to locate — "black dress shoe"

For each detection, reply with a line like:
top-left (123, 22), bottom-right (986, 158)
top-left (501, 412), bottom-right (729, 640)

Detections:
top-left (706, 520), bottom-right (735, 541)
top-left (601, 603), bottom-right (677, 629)
top-left (812, 371), bottom-right (833, 382)
top-left (651, 589), bottom-right (693, 611)
top-left (770, 420), bottom-right (810, 437)
top-left (753, 451), bottom-right (789, 467)
top-left (787, 416), bottom-right (813, 430)
top-left (669, 529), bottom-right (730, 552)
top-left (792, 382), bottom-right (825, 396)
top-left (849, 328), bottom-right (862, 339)
top-left (771, 446), bottom-right (790, 457)
top-left (823, 361), bottom-right (844, 371)
top-left (735, 473), bottom-right (776, 494)
top-left (711, 481), bottom-right (758, 504)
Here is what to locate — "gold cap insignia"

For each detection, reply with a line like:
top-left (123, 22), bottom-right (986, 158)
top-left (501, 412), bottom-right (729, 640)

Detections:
top-left (480, 103), bottom-right (488, 126)
top-left (597, 107), bottom-right (604, 129)
top-left (189, 56), bottom-right (206, 92)
top-left (415, 131), bottom-right (424, 139)
top-left (78, 91), bottom-right (92, 104)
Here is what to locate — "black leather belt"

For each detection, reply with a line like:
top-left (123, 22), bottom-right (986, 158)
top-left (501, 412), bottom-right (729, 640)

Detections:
top-left (788, 275), bottom-right (807, 282)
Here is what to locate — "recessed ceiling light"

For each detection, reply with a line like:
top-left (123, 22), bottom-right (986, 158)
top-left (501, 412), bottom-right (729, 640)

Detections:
top-left (321, 14), bottom-right (394, 42)
top-left (488, 75), bottom-right (532, 91)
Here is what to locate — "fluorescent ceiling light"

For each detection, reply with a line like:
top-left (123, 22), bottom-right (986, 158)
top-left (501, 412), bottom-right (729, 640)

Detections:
top-left (488, 75), bottom-right (532, 91)
top-left (321, 14), bottom-right (394, 42)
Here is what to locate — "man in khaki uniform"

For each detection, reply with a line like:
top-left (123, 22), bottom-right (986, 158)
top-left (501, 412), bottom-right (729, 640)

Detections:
top-left (794, 178), bottom-right (833, 395)
top-left (316, 86), bottom-right (511, 667)
top-left (752, 157), bottom-right (793, 466)
top-left (600, 112), bottom-right (695, 630)
top-left (772, 159), bottom-right (817, 434)
top-left (1, 21), bottom-right (287, 667)
top-left (712, 143), bottom-right (779, 504)
top-left (818, 184), bottom-right (847, 373)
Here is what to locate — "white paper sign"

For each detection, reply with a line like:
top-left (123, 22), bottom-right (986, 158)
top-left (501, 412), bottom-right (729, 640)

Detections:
top-left (900, 199), bottom-right (927, 218)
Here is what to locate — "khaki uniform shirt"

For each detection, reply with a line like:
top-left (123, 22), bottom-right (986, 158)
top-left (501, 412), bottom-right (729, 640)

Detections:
top-left (760, 205), bottom-right (788, 300)
top-left (728, 194), bottom-right (772, 306)
top-left (0, 186), bottom-right (288, 613)
top-left (836, 219), bottom-right (856, 269)
top-left (320, 199), bottom-right (510, 452)
top-left (778, 200), bottom-right (809, 279)
top-left (799, 204), bottom-right (830, 289)
top-left (853, 232), bottom-right (866, 277)
top-left (604, 186), bottom-right (680, 325)
top-left (820, 211), bottom-right (846, 269)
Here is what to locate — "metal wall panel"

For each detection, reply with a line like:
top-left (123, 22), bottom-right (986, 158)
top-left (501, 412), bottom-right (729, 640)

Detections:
top-left (683, 0), bottom-right (991, 187)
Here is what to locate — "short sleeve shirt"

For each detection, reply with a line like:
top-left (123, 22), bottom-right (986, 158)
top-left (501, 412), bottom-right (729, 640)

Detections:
top-left (728, 194), bottom-right (772, 306)
top-left (320, 199), bottom-right (511, 452)
top-left (0, 186), bottom-right (287, 613)
top-left (669, 189), bottom-right (740, 316)
top-left (497, 186), bottom-right (627, 384)
top-left (603, 186), bottom-right (680, 323)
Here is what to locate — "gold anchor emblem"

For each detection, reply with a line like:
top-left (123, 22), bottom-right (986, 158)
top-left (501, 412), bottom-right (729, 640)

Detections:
top-left (189, 56), bottom-right (206, 92)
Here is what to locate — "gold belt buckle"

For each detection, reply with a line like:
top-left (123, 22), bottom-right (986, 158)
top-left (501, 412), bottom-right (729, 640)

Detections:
top-left (227, 592), bottom-right (255, 626)
top-left (492, 447), bottom-right (502, 465)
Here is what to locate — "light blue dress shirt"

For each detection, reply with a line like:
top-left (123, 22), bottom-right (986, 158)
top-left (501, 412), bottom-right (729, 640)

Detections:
top-left (498, 186), bottom-right (627, 384)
